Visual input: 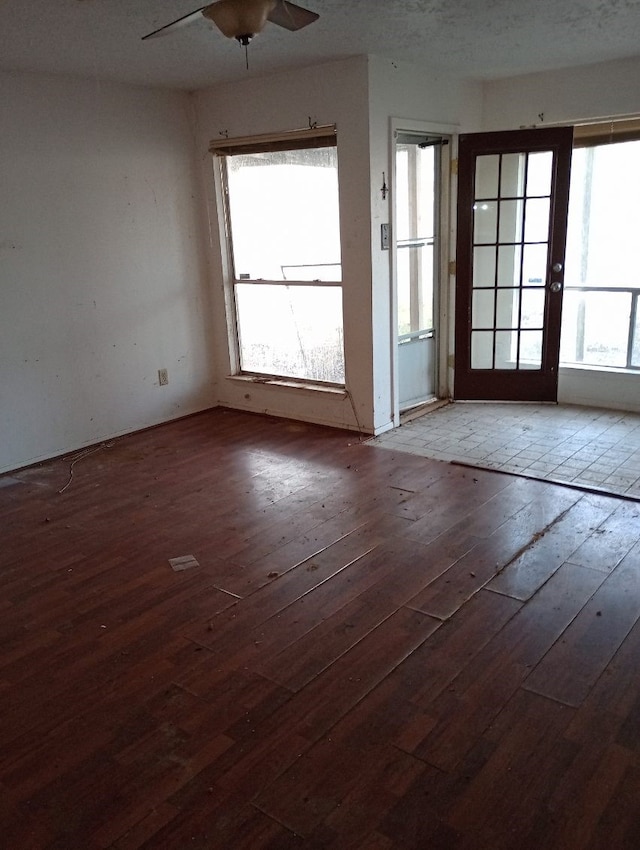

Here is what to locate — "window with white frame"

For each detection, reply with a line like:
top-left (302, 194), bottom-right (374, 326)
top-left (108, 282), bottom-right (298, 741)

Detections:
top-left (213, 128), bottom-right (345, 385)
top-left (560, 120), bottom-right (640, 370)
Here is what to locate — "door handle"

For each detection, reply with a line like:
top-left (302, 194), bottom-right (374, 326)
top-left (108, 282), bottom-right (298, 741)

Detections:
top-left (549, 281), bottom-right (563, 293)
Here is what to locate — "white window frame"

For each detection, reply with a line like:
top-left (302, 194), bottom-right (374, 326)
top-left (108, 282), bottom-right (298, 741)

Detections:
top-left (211, 126), bottom-right (345, 388)
top-left (561, 118), bottom-right (640, 372)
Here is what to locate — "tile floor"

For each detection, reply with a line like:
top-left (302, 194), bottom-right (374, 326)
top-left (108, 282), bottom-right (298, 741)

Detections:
top-left (372, 402), bottom-right (640, 500)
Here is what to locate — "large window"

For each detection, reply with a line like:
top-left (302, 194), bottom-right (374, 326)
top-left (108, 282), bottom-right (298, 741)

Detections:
top-left (214, 130), bottom-right (344, 385)
top-left (560, 122), bottom-right (640, 370)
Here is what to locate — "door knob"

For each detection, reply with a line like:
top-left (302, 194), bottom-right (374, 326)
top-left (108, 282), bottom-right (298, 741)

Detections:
top-left (549, 281), bottom-right (563, 293)
top-left (552, 262), bottom-right (563, 273)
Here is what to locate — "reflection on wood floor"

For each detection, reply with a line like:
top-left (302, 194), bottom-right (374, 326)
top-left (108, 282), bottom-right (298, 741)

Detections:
top-left (2, 408), bottom-right (640, 849)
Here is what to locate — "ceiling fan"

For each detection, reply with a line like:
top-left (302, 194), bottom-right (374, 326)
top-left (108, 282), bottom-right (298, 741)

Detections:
top-left (142, 0), bottom-right (319, 47)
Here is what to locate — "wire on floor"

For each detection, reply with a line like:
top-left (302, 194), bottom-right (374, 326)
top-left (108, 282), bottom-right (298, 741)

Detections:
top-left (58, 441), bottom-right (115, 494)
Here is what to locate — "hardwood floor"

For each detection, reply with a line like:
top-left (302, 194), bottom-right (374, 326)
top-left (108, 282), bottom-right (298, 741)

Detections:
top-left (2, 407), bottom-right (640, 849)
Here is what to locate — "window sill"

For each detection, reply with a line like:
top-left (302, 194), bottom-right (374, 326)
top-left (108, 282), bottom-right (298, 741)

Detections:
top-left (559, 363), bottom-right (640, 376)
top-left (226, 374), bottom-right (347, 396)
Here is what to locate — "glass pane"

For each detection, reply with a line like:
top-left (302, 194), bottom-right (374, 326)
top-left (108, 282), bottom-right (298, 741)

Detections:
top-left (500, 153), bottom-right (524, 198)
top-left (235, 284), bottom-right (345, 382)
top-left (475, 155), bottom-right (500, 198)
top-left (632, 304), bottom-right (640, 367)
top-left (559, 290), bottom-right (582, 363)
top-left (495, 330), bottom-right (517, 369)
top-left (471, 331), bottom-right (493, 369)
top-left (522, 243), bottom-right (548, 286)
top-left (472, 290), bottom-right (495, 329)
top-left (397, 244), bottom-right (434, 335)
top-left (519, 330), bottom-right (543, 368)
top-left (397, 248), bottom-right (411, 335)
top-left (395, 147), bottom-right (410, 241)
top-left (521, 288), bottom-right (546, 329)
top-left (417, 145), bottom-right (436, 238)
top-left (524, 197), bottom-right (550, 242)
top-left (565, 141), bottom-right (640, 289)
top-left (527, 151), bottom-right (553, 196)
top-left (497, 245), bottom-right (521, 287)
top-left (496, 289), bottom-right (519, 328)
top-left (226, 147), bottom-right (341, 281)
top-left (499, 199), bottom-right (524, 243)
top-left (560, 290), bottom-right (630, 368)
top-left (474, 201), bottom-right (497, 243)
top-left (395, 143), bottom-right (435, 242)
top-left (395, 140), bottom-right (436, 336)
top-left (473, 246), bottom-right (496, 288)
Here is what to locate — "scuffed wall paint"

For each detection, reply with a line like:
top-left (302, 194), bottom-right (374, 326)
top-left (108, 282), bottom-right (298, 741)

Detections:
top-left (0, 70), bottom-right (214, 473)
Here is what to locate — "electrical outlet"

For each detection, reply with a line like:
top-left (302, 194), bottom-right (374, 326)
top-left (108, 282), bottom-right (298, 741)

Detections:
top-left (158, 368), bottom-right (169, 386)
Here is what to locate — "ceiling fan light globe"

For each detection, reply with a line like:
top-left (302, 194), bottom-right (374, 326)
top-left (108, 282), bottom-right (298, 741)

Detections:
top-left (204, 0), bottom-right (276, 40)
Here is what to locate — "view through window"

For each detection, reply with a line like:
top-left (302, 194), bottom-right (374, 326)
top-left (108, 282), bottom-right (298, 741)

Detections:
top-left (395, 141), bottom-right (435, 338)
top-left (221, 141), bottom-right (344, 384)
top-left (561, 136), bottom-right (640, 369)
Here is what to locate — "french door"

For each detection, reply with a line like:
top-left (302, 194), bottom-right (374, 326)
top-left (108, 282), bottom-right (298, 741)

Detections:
top-left (454, 127), bottom-right (573, 401)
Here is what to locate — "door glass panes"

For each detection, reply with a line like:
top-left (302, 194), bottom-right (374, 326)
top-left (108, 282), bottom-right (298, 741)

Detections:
top-left (497, 289), bottom-right (518, 326)
top-left (473, 201), bottom-right (498, 244)
top-left (521, 288), bottom-right (545, 328)
top-left (522, 244), bottom-right (548, 285)
top-left (495, 330), bottom-right (518, 369)
top-left (472, 290), bottom-right (495, 328)
top-left (473, 246), bottom-right (496, 287)
top-left (498, 199), bottom-right (524, 242)
top-left (500, 154), bottom-right (523, 196)
top-left (475, 155), bottom-right (500, 197)
top-left (519, 331), bottom-right (544, 367)
top-left (497, 245), bottom-right (521, 287)
top-left (470, 150), bottom-right (552, 370)
top-left (524, 198), bottom-right (551, 242)
top-left (471, 331), bottom-right (493, 368)
top-left (527, 151), bottom-right (553, 196)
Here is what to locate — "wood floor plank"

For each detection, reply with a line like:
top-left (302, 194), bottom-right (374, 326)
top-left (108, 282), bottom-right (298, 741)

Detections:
top-left (252, 537), bottom-right (456, 691)
top-left (566, 499), bottom-right (640, 572)
top-left (2, 408), bottom-right (640, 849)
top-left (407, 485), bottom-right (582, 619)
top-left (523, 543), bottom-right (640, 706)
top-left (410, 561), bottom-right (606, 770)
top-left (487, 492), bottom-right (618, 600)
top-left (448, 689), bottom-right (575, 847)
top-left (583, 761), bottom-right (640, 850)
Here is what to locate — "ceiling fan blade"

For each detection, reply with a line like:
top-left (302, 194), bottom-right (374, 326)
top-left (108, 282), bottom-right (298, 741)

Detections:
top-left (267, 0), bottom-right (319, 32)
top-left (141, 6), bottom-right (208, 40)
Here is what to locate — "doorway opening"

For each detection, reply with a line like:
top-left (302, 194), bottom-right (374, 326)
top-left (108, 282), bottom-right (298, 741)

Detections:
top-left (393, 129), bottom-right (449, 415)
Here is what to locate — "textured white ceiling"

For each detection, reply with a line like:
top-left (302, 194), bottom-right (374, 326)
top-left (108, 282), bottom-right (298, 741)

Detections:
top-left (1, 0), bottom-right (639, 90)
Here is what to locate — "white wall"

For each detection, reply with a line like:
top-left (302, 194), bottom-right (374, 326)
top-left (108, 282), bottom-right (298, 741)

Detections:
top-left (0, 70), bottom-right (214, 473)
top-left (483, 57), bottom-right (640, 412)
top-left (483, 57), bottom-right (640, 131)
top-left (194, 56), bottom-right (374, 432)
